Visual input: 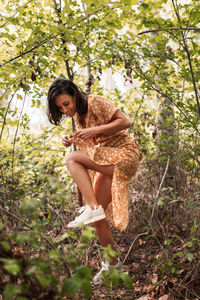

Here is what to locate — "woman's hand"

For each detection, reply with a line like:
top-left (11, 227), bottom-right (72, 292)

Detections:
top-left (62, 136), bottom-right (72, 147)
top-left (74, 128), bottom-right (96, 140)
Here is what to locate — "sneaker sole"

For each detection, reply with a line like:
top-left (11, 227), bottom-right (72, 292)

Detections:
top-left (67, 214), bottom-right (106, 228)
top-left (92, 280), bottom-right (102, 286)
top-left (83, 214), bottom-right (106, 225)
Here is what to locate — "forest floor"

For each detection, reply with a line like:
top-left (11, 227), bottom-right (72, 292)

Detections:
top-left (1, 162), bottom-right (200, 300)
top-left (62, 162), bottom-right (200, 300)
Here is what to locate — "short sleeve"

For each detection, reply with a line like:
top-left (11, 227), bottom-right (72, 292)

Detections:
top-left (89, 96), bottom-right (118, 125)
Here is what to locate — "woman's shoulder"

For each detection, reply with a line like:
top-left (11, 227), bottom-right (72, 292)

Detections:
top-left (88, 94), bottom-right (109, 105)
top-left (88, 94), bottom-right (102, 100)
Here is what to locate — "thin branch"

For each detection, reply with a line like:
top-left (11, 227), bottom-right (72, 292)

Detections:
top-left (11, 91), bottom-right (27, 184)
top-left (0, 0), bottom-right (35, 29)
top-left (132, 59), bottom-right (200, 135)
top-left (0, 206), bottom-right (33, 229)
top-left (0, 84), bottom-right (20, 142)
top-left (0, 206), bottom-right (57, 251)
top-left (82, 2), bottom-right (94, 94)
top-left (0, 6), bottom-right (107, 68)
top-left (0, 33), bottom-right (55, 67)
top-left (171, 0), bottom-right (200, 117)
top-left (149, 157), bottom-right (170, 224)
top-left (123, 157), bottom-right (170, 264)
top-left (184, 7), bottom-right (194, 38)
top-left (53, 0), bottom-right (83, 206)
top-left (153, 85), bottom-right (200, 134)
top-left (138, 26), bottom-right (200, 36)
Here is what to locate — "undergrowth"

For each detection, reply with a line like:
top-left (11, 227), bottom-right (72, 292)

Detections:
top-left (0, 155), bottom-right (200, 299)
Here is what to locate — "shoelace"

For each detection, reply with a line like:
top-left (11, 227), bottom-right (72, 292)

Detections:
top-left (77, 205), bottom-right (87, 214)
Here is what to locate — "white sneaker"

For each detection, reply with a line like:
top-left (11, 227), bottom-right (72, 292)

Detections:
top-left (67, 205), bottom-right (106, 228)
top-left (92, 258), bottom-right (122, 285)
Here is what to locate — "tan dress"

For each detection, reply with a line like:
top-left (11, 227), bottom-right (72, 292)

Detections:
top-left (73, 95), bottom-right (139, 231)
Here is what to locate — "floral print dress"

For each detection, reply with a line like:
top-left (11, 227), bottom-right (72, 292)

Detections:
top-left (72, 95), bottom-right (139, 231)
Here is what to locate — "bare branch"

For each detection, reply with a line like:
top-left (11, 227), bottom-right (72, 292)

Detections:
top-left (11, 91), bottom-right (27, 183)
top-left (0, 84), bottom-right (20, 142)
top-left (171, 0), bottom-right (200, 117)
top-left (53, 0), bottom-right (74, 80)
top-left (0, 206), bottom-right (33, 229)
top-left (138, 26), bottom-right (200, 36)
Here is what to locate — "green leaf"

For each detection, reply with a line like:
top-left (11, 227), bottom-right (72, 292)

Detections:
top-left (170, 266), bottom-right (176, 274)
top-left (56, 232), bottom-right (69, 243)
top-left (0, 241), bottom-right (11, 252)
top-left (66, 255), bottom-right (79, 268)
top-left (187, 241), bottom-right (193, 247)
top-left (166, 239), bottom-right (171, 245)
top-left (16, 233), bottom-right (30, 244)
top-left (160, 264), bottom-right (165, 274)
top-left (172, 251), bottom-right (182, 259)
top-left (76, 243), bottom-right (89, 250)
top-left (102, 245), bottom-right (119, 262)
top-left (0, 259), bottom-right (21, 275)
top-left (187, 252), bottom-right (194, 262)
top-left (110, 267), bottom-right (120, 287)
top-left (20, 197), bottom-right (39, 213)
top-left (75, 265), bottom-right (91, 280)
top-left (36, 274), bottom-right (51, 288)
top-left (80, 279), bottom-right (92, 299)
top-left (3, 284), bottom-right (20, 300)
top-left (190, 225), bottom-right (198, 234)
top-left (48, 250), bottom-right (61, 259)
top-left (82, 226), bottom-right (96, 243)
top-left (26, 265), bottom-right (38, 275)
top-left (120, 272), bottom-right (133, 288)
top-left (62, 278), bottom-right (80, 297)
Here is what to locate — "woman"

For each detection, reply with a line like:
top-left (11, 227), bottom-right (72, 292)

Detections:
top-left (47, 78), bottom-right (139, 284)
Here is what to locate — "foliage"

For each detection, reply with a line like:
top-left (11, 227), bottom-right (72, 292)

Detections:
top-left (0, 0), bottom-right (200, 298)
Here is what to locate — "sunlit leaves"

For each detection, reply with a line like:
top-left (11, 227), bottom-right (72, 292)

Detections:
top-left (0, 258), bottom-right (21, 275)
top-left (3, 284), bottom-right (20, 300)
top-left (62, 265), bottom-right (92, 298)
top-left (81, 226), bottom-right (96, 242)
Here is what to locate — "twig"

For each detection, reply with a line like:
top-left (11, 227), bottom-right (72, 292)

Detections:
top-left (0, 0), bottom-right (35, 28)
top-left (0, 84), bottom-right (20, 142)
top-left (138, 26), bottom-right (200, 36)
top-left (0, 206), bottom-right (72, 276)
top-left (171, 0), bottom-right (200, 117)
top-left (123, 157), bottom-right (170, 264)
top-left (11, 91), bottom-right (27, 184)
top-left (0, 206), bottom-right (33, 230)
top-left (132, 62), bottom-right (200, 135)
top-left (0, 206), bottom-right (57, 248)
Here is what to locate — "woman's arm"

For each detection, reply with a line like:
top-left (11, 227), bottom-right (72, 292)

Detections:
top-left (74, 110), bottom-right (131, 139)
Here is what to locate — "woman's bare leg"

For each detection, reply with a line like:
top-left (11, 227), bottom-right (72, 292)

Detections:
top-left (93, 174), bottom-right (118, 265)
top-left (65, 151), bottom-right (114, 209)
top-left (66, 151), bottom-right (118, 265)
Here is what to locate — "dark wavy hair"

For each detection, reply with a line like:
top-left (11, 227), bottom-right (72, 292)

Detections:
top-left (47, 78), bottom-right (88, 125)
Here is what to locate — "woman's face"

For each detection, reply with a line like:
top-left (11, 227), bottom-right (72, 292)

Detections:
top-left (55, 94), bottom-right (76, 117)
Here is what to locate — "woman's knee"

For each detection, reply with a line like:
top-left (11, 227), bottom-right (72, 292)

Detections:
top-left (65, 151), bottom-right (78, 167)
top-left (65, 151), bottom-right (87, 165)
